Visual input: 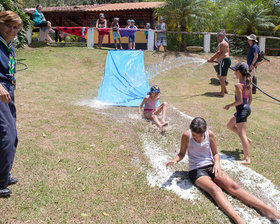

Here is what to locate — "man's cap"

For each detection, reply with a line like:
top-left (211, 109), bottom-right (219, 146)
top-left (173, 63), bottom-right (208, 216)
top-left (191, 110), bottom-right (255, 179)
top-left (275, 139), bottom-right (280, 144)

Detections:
top-left (131, 19), bottom-right (135, 23)
top-left (217, 32), bottom-right (225, 36)
top-left (114, 17), bottom-right (119, 21)
top-left (159, 16), bottom-right (164, 20)
top-left (246, 34), bottom-right (258, 42)
top-left (145, 23), bottom-right (151, 27)
top-left (230, 62), bottom-right (249, 74)
top-left (99, 13), bottom-right (105, 18)
top-left (151, 85), bottom-right (160, 93)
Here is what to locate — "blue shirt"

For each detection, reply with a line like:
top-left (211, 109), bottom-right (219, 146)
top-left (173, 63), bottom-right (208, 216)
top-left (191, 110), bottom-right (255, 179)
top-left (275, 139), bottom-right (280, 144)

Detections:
top-left (247, 44), bottom-right (259, 66)
top-left (32, 9), bottom-right (45, 27)
top-left (129, 25), bottom-right (136, 37)
top-left (0, 34), bottom-right (16, 81)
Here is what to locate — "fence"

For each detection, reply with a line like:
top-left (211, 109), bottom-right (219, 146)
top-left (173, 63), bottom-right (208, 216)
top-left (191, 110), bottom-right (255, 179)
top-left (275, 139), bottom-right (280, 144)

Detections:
top-left (27, 27), bottom-right (280, 54)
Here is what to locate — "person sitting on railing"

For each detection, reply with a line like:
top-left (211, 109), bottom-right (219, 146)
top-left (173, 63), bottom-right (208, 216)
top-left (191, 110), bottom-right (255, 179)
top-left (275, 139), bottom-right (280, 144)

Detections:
top-left (155, 16), bottom-right (167, 52)
top-left (32, 4), bottom-right (54, 43)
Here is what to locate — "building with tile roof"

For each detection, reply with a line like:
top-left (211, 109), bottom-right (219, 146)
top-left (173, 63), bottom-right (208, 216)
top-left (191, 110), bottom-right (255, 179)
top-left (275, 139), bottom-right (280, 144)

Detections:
top-left (25, 2), bottom-right (164, 28)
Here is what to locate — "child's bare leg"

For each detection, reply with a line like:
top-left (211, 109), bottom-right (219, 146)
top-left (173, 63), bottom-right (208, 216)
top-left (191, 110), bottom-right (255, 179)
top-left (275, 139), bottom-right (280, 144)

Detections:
top-left (236, 122), bottom-right (250, 164)
top-left (196, 176), bottom-right (245, 224)
top-left (114, 39), bottom-right (117, 49)
top-left (153, 102), bottom-right (168, 125)
top-left (227, 117), bottom-right (251, 144)
top-left (118, 38), bottom-right (123, 49)
top-left (151, 114), bottom-right (163, 128)
top-left (161, 102), bottom-right (167, 123)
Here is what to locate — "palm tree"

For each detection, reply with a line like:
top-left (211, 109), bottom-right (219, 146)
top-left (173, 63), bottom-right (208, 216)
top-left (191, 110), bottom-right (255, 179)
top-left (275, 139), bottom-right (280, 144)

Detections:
top-left (274, 24), bottom-right (280, 33)
top-left (154, 0), bottom-right (210, 51)
top-left (228, 0), bottom-right (275, 35)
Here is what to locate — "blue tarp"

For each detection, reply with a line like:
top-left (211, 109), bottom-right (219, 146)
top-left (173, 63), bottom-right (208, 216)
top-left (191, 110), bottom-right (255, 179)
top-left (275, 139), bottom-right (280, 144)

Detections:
top-left (97, 50), bottom-right (150, 107)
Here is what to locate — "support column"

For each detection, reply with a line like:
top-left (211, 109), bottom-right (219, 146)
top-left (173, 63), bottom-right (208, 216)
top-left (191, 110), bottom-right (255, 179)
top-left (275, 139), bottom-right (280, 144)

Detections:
top-left (203, 33), bottom-right (211, 53)
top-left (26, 26), bottom-right (32, 45)
top-left (147, 30), bottom-right (155, 51)
top-left (259, 36), bottom-right (266, 53)
top-left (87, 28), bottom-right (94, 48)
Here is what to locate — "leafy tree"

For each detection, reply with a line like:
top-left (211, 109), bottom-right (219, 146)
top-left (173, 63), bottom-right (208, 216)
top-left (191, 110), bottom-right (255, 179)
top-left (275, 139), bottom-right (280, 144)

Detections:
top-left (0, 0), bottom-right (32, 48)
top-left (227, 0), bottom-right (275, 35)
top-left (154, 0), bottom-right (211, 51)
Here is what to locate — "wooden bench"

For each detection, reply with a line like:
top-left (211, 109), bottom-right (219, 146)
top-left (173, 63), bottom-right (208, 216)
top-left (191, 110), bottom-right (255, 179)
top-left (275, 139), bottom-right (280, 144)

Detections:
top-left (265, 48), bottom-right (280, 55)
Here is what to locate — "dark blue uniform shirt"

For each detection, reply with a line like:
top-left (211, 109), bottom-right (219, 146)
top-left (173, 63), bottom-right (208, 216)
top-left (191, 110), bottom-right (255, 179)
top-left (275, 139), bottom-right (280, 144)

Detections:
top-left (247, 44), bottom-right (259, 66)
top-left (0, 37), bottom-right (16, 81)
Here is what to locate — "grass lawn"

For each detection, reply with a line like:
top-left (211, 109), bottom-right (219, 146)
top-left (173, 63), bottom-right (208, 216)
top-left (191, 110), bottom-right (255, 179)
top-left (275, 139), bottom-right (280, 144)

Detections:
top-left (0, 47), bottom-right (279, 223)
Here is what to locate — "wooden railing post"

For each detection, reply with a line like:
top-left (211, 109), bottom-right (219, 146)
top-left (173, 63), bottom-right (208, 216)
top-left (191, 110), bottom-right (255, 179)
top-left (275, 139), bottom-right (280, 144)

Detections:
top-left (26, 26), bottom-right (32, 45)
top-left (203, 33), bottom-right (211, 53)
top-left (87, 27), bottom-right (94, 48)
top-left (147, 30), bottom-right (155, 51)
top-left (259, 36), bottom-right (266, 53)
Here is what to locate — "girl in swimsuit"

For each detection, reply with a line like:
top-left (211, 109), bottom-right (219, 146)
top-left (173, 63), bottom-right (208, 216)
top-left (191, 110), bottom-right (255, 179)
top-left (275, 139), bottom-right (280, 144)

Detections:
top-left (139, 85), bottom-right (168, 130)
top-left (224, 62), bottom-right (252, 164)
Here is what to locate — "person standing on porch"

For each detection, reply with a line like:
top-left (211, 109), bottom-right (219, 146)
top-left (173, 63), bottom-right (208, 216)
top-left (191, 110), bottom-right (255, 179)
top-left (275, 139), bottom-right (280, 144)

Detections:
top-left (155, 16), bottom-right (167, 52)
top-left (96, 13), bottom-right (107, 48)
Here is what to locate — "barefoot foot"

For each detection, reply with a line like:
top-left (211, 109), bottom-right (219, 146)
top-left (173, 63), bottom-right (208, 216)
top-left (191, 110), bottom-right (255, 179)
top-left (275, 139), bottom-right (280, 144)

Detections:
top-left (236, 159), bottom-right (251, 165)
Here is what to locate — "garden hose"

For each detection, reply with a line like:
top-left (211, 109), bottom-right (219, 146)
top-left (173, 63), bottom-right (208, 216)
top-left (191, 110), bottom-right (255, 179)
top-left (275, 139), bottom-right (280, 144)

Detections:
top-left (16, 59), bottom-right (28, 72)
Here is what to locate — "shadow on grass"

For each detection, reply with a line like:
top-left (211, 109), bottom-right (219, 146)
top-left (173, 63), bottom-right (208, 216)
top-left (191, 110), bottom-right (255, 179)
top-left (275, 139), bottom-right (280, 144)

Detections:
top-left (252, 94), bottom-right (280, 105)
top-left (161, 170), bottom-right (192, 190)
top-left (221, 148), bottom-right (243, 161)
top-left (209, 78), bottom-right (220, 86)
top-left (28, 41), bottom-right (49, 48)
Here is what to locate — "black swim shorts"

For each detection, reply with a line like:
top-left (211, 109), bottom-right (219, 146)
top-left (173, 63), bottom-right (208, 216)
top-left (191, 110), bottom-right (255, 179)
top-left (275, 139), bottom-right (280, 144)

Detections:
top-left (188, 164), bottom-right (215, 184)
top-left (217, 58), bottom-right (231, 77)
top-left (37, 21), bottom-right (49, 28)
top-left (234, 104), bottom-right (251, 123)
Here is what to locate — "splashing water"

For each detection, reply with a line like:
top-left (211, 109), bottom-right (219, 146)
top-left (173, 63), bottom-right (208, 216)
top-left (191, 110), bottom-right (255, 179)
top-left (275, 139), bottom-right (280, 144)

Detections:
top-left (145, 56), bottom-right (207, 79)
top-left (76, 98), bottom-right (113, 109)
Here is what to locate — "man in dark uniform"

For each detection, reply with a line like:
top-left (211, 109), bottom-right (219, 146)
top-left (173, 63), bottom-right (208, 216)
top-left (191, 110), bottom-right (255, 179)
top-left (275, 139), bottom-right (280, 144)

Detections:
top-left (0, 11), bottom-right (23, 197)
top-left (247, 34), bottom-right (259, 94)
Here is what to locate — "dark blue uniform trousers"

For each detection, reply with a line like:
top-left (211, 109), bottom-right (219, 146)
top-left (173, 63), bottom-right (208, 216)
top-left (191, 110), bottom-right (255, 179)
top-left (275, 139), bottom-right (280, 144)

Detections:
top-left (0, 81), bottom-right (18, 188)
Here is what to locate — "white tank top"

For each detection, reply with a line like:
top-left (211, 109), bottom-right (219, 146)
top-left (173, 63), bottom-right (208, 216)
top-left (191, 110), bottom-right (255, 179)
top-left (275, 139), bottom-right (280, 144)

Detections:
top-left (187, 130), bottom-right (214, 171)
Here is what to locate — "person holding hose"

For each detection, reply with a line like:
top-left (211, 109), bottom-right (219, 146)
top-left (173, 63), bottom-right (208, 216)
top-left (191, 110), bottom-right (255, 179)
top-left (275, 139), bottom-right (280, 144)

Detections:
top-left (246, 34), bottom-right (259, 94)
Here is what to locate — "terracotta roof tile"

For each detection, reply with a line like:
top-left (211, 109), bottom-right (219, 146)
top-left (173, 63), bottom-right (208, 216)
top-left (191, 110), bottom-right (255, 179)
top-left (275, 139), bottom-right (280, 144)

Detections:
top-left (25, 2), bottom-right (164, 13)
top-left (85, 2), bottom-right (165, 12)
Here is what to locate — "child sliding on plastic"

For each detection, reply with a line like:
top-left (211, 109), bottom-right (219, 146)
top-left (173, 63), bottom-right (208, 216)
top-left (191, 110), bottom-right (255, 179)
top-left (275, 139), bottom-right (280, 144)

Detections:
top-left (139, 85), bottom-right (168, 130)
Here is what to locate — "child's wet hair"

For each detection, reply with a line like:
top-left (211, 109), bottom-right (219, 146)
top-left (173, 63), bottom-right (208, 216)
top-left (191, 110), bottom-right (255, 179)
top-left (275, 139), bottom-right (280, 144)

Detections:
top-left (190, 117), bottom-right (207, 134)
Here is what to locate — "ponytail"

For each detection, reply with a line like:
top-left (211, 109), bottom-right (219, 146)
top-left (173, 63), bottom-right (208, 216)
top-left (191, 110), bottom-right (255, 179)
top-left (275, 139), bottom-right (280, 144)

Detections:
top-left (244, 71), bottom-right (252, 90)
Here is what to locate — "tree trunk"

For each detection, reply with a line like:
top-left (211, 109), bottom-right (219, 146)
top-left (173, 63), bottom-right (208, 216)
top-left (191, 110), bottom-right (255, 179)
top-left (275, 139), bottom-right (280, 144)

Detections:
top-left (180, 25), bottom-right (186, 51)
